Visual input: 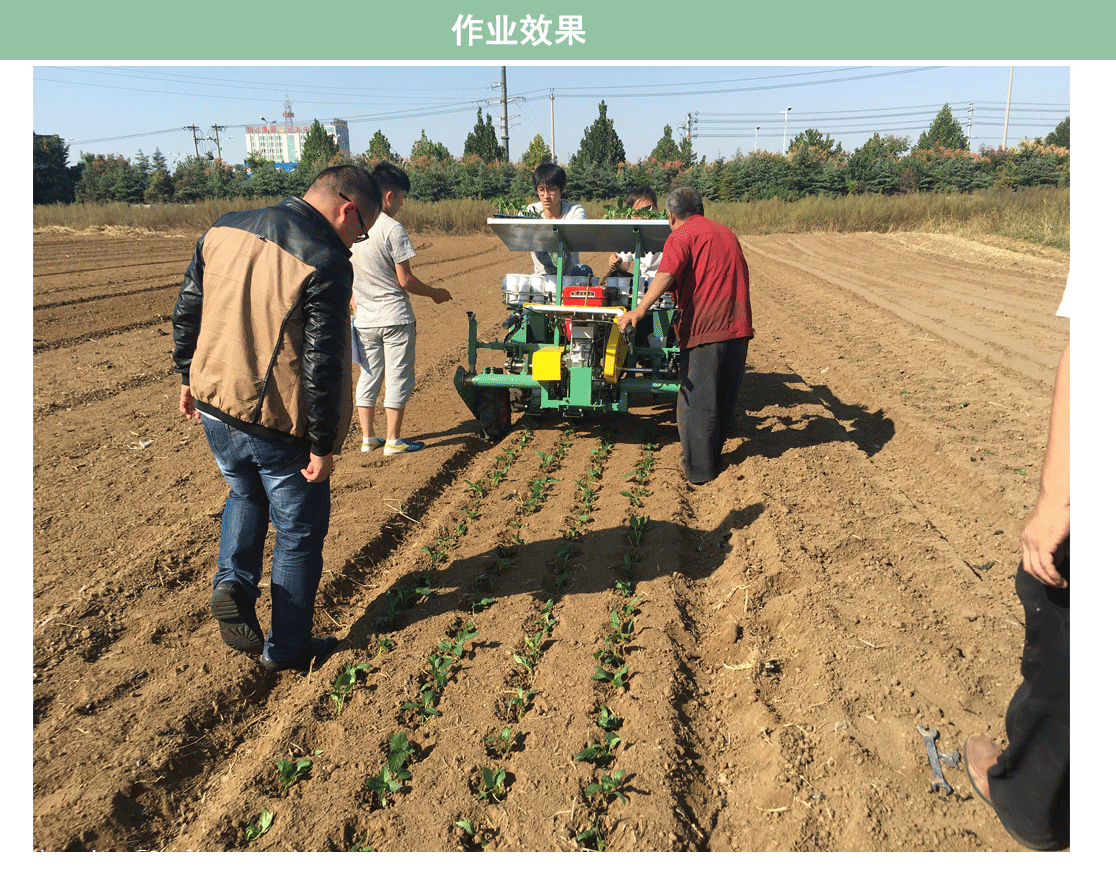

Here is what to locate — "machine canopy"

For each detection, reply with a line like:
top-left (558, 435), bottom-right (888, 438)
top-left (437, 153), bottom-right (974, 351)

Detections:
top-left (488, 217), bottom-right (671, 254)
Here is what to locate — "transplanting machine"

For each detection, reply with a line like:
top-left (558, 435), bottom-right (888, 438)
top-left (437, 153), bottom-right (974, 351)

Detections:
top-left (455, 217), bottom-right (679, 439)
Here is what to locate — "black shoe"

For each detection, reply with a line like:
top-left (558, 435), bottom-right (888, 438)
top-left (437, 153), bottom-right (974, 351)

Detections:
top-left (259, 635), bottom-right (338, 673)
top-left (210, 581), bottom-right (264, 655)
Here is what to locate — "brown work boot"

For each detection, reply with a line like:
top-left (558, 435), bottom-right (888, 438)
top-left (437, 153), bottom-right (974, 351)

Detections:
top-left (964, 734), bottom-right (1001, 806)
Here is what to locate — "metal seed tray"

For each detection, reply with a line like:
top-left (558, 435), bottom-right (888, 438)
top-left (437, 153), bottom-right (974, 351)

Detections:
top-left (488, 218), bottom-right (671, 254)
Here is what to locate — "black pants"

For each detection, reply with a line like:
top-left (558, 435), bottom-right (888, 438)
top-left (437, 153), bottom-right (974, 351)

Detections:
top-left (677, 337), bottom-right (749, 484)
top-left (988, 554), bottom-right (1070, 850)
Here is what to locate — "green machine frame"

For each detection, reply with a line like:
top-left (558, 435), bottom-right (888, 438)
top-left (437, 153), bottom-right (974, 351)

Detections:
top-left (455, 217), bottom-right (679, 417)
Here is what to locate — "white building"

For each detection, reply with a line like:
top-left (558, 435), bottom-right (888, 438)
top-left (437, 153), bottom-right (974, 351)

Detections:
top-left (245, 99), bottom-right (350, 169)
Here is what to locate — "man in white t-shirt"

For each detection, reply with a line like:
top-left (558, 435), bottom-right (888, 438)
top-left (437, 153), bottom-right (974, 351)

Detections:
top-left (525, 163), bottom-right (588, 276)
top-left (351, 162), bottom-right (452, 456)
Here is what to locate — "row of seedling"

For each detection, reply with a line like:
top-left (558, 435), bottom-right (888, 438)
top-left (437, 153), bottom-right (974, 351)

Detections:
top-left (399, 617), bottom-right (479, 727)
top-left (365, 731), bottom-right (418, 809)
top-left (503, 597), bottom-right (559, 723)
top-left (575, 570), bottom-right (644, 850)
top-left (455, 598), bottom-right (561, 850)
top-left (243, 636), bottom-right (400, 846)
top-left (375, 572), bottom-right (434, 630)
top-left (514, 425), bottom-right (575, 521)
top-left (563, 434), bottom-right (615, 540)
top-left (592, 590), bottom-right (642, 694)
top-left (574, 703), bottom-right (632, 851)
top-left (619, 439), bottom-right (658, 509)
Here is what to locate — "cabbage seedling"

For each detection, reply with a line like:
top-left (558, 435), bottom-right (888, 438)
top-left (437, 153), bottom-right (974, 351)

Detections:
top-left (478, 766), bottom-right (507, 802)
top-left (244, 809), bottom-right (274, 843)
top-left (366, 764), bottom-right (410, 808)
top-left (327, 663), bottom-right (373, 716)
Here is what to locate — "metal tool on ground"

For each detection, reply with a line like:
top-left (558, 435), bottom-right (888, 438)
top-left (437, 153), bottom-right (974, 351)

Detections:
top-left (917, 723), bottom-right (954, 796)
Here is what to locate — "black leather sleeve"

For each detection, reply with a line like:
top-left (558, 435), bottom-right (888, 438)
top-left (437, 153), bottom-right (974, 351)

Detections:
top-left (171, 234), bottom-right (207, 385)
top-left (300, 256), bottom-right (354, 457)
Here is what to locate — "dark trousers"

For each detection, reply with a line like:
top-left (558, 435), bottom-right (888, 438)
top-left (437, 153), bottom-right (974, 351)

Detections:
top-left (987, 554), bottom-right (1070, 850)
top-left (677, 337), bottom-right (749, 484)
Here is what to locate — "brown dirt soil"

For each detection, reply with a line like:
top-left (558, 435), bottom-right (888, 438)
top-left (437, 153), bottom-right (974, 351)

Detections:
top-left (32, 226), bottom-right (1069, 852)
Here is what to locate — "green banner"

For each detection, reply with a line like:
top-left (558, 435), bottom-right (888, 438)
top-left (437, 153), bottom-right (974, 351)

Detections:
top-left (6, 3), bottom-right (1114, 59)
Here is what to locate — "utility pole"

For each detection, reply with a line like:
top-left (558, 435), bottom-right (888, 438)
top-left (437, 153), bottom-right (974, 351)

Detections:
top-left (550, 90), bottom-right (555, 163)
top-left (500, 67), bottom-right (510, 162)
top-left (1002, 66), bottom-right (1014, 148)
top-left (184, 125), bottom-right (203, 158)
top-left (209, 124), bottom-right (226, 162)
top-left (967, 102), bottom-right (974, 147)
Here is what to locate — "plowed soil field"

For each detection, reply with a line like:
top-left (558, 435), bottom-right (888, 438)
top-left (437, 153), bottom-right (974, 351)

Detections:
top-left (32, 226), bottom-right (1069, 852)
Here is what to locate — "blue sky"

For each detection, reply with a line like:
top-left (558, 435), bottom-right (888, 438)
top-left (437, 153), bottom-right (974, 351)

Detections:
top-left (33, 64), bottom-right (1069, 168)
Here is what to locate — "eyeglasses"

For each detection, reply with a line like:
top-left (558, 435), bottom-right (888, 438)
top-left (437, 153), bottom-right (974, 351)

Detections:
top-left (339, 193), bottom-right (368, 243)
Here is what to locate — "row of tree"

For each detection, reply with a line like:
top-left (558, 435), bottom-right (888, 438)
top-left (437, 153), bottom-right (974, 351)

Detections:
top-left (34, 104), bottom-right (1068, 207)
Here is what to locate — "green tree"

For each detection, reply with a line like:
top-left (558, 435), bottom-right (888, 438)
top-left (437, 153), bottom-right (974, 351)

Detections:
top-left (144, 168), bottom-right (175, 203)
top-left (568, 101), bottom-right (626, 200)
top-left (245, 153), bottom-right (287, 199)
top-left (847, 133), bottom-right (909, 194)
top-left (571, 101), bottom-right (626, 168)
top-left (916, 105), bottom-right (969, 152)
top-left (649, 125), bottom-right (682, 163)
top-left (365, 130), bottom-right (400, 163)
top-left (33, 133), bottom-right (76, 203)
top-left (520, 133), bottom-right (551, 167)
top-left (788, 128), bottom-right (841, 158)
top-left (299, 120), bottom-right (339, 170)
top-left (463, 107), bottom-right (503, 162)
top-left (172, 156), bottom-right (212, 202)
top-left (678, 136), bottom-right (696, 168)
top-left (410, 130), bottom-right (451, 163)
top-left (1044, 117), bottom-right (1070, 149)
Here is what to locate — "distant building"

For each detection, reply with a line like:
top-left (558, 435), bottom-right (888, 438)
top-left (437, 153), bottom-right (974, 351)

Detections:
top-left (244, 98), bottom-right (350, 169)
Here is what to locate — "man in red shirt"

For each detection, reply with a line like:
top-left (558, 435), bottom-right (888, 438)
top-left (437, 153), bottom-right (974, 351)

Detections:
top-left (617, 187), bottom-right (753, 484)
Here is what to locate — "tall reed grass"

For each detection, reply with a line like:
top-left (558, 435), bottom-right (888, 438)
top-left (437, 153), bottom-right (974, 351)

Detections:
top-left (33, 187), bottom-right (1068, 249)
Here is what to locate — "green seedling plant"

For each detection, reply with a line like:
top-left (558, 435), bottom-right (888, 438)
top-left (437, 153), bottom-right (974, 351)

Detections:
top-left (327, 663), bottom-right (373, 716)
top-left (597, 706), bottom-right (622, 732)
top-left (585, 769), bottom-right (630, 806)
top-left (627, 515), bottom-right (650, 547)
top-left (575, 732), bottom-right (621, 764)
top-left (594, 643), bottom-right (624, 670)
top-left (513, 643), bottom-right (539, 679)
top-left (385, 731), bottom-right (415, 776)
top-left (456, 818), bottom-right (490, 851)
top-left (426, 652), bottom-right (453, 690)
top-left (506, 684), bottom-right (537, 719)
top-left (576, 817), bottom-right (607, 852)
top-left (375, 637), bottom-right (396, 658)
top-left (478, 766), bottom-right (508, 802)
top-left (608, 608), bottom-right (635, 644)
top-left (275, 750), bottom-right (320, 795)
top-left (470, 596), bottom-right (497, 614)
top-left (486, 726), bottom-right (525, 757)
top-left (492, 194), bottom-right (530, 216)
top-left (244, 809), bottom-right (274, 844)
top-left (348, 832), bottom-right (375, 852)
top-left (593, 663), bottom-right (629, 690)
top-left (400, 686), bottom-right (441, 724)
top-left (438, 620), bottom-right (478, 661)
top-left (534, 599), bottom-right (558, 633)
top-left (366, 764), bottom-right (410, 808)
top-left (603, 198), bottom-right (668, 220)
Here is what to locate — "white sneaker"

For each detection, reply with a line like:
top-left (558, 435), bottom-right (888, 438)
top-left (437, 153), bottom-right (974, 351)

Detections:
top-left (384, 438), bottom-right (424, 455)
top-left (361, 436), bottom-right (385, 452)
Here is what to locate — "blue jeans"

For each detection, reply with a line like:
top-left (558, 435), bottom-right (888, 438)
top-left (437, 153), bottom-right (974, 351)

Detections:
top-left (201, 416), bottom-right (331, 662)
